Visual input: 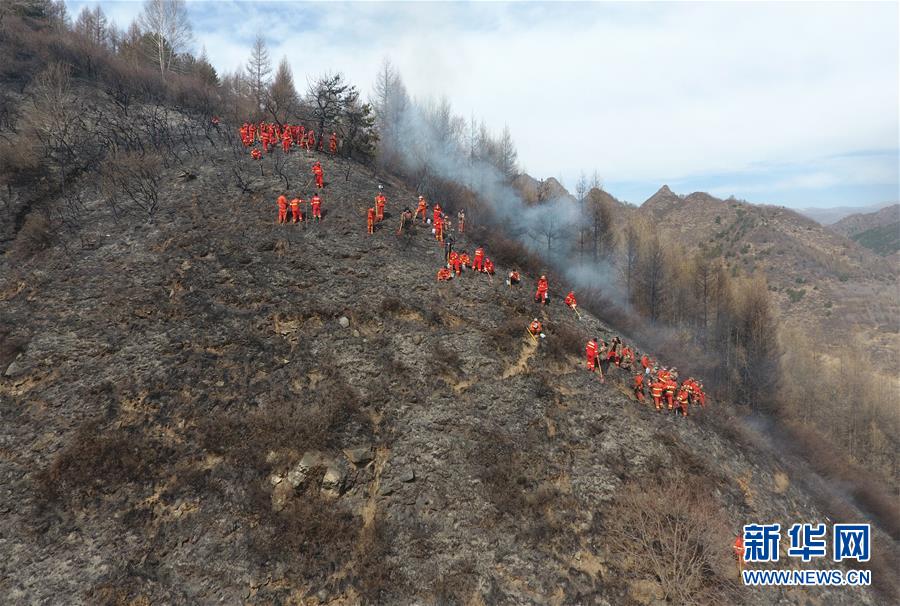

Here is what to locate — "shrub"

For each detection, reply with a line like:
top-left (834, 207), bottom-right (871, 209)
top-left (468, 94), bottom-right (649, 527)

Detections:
top-left (602, 476), bottom-right (737, 604)
top-left (786, 288), bottom-right (805, 303)
top-left (34, 422), bottom-right (170, 507)
top-left (249, 482), bottom-right (361, 588)
top-left (488, 317), bottom-right (528, 354)
top-left (10, 212), bottom-right (53, 258)
top-left (542, 322), bottom-right (583, 362)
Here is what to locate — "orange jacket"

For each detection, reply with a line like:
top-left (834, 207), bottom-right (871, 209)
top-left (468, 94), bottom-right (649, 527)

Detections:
top-left (586, 340), bottom-right (598, 360)
top-left (277, 195), bottom-right (288, 210)
top-left (367, 208), bottom-right (375, 223)
top-left (564, 292), bottom-right (576, 307)
top-left (529, 321), bottom-right (542, 334)
top-left (289, 198), bottom-right (301, 209)
top-left (537, 278), bottom-right (548, 293)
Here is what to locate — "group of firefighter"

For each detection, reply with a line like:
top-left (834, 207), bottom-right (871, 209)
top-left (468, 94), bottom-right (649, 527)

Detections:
top-left (393, 193), bottom-right (711, 416)
top-left (586, 336), bottom-right (707, 417)
top-left (272, 161), bottom-right (325, 224)
top-left (523, 276), bottom-right (708, 416)
top-left (240, 121), bottom-right (340, 160)
top-left (274, 174), bottom-right (712, 415)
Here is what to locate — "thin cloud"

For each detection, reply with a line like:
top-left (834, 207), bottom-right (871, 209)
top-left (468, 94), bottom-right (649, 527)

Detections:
top-left (66, 1), bottom-right (899, 207)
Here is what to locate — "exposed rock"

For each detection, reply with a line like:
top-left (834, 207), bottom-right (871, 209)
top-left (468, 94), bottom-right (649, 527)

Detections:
top-left (271, 481), bottom-right (293, 512)
top-left (4, 357), bottom-right (24, 378)
top-left (343, 446), bottom-right (373, 466)
top-left (321, 461), bottom-right (346, 496)
top-left (287, 451), bottom-right (325, 489)
top-left (338, 316), bottom-right (350, 328)
top-left (399, 468), bottom-right (415, 483)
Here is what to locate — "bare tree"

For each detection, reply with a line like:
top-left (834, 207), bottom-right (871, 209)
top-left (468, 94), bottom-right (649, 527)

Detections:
top-left (636, 231), bottom-right (667, 321)
top-left (101, 151), bottom-right (163, 218)
top-left (575, 172), bottom-right (588, 260)
top-left (618, 218), bottom-right (642, 302)
top-left (371, 57), bottom-right (410, 171)
top-left (74, 5), bottom-right (108, 47)
top-left (495, 125), bottom-right (518, 180)
top-left (246, 34), bottom-right (272, 113)
top-left (265, 57), bottom-right (298, 124)
top-left (138, 0), bottom-right (193, 81)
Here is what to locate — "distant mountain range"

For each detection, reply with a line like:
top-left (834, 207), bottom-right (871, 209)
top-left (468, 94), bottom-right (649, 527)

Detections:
top-left (517, 175), bottom-right (899, 365)
top-left (828, 204), bottom-right (900, 256)
top-left (797, 202), bottom-right (898, 226)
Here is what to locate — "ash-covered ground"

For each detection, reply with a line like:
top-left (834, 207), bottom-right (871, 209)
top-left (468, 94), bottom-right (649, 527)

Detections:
top-left (0, 136), bottom-right (889, 605)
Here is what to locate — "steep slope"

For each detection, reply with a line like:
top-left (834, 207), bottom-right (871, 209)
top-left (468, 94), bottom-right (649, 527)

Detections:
top-left (830, 204), bottom-right (900, 256)
top-left (0, 136), bottom-right (894, 604)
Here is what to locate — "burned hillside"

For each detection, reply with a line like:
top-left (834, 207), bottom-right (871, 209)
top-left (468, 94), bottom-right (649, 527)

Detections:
top-left (1, 3), bottom-right (898, 605)
top-left (1, 120), bottom-right (898, 603)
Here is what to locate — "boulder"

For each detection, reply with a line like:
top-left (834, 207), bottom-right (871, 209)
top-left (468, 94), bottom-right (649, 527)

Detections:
top-left (271, 481), bottom-right (293, 512)
top-left (321, 461), bottom-right (346, 496)
top-left (287, 451), bottom-right (324, 488)
top-left (4, 357), bottom-right (24, 378)
top-left (343, 446), bottom-right (373, 466)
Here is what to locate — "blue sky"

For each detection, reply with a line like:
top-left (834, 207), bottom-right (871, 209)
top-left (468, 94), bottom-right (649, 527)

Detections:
top-left (67, 1), bottom-right (899, 209)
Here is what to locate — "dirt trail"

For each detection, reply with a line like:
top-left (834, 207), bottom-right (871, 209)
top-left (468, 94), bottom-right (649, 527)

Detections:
top-left (502, 336), bottom-right (538, 379)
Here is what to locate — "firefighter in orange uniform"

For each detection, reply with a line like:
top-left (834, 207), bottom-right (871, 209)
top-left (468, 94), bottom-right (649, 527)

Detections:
top-left (415, 196), bottom-right (428, 222)
top-left (633, 374), bottom-right (645, 401)
top-left (650, 378), bottom-right (664, 411)
top-left (290, 197), bottom-right (303, 223)
top-left (375, 191), bottom-right (387, 222)
top-left (586, 338), bottom-right (599, 371)
top-left (473, 247), bottom-right (485, 272)
top-left (434, 213), bottom-right (444, 242)
top-left (535, 275), bottom-right (549, 304)
top-left (312, 161), bottom-right (324, 189)
top-left (367, 207), bottom-right (375, 234)
top-left (276, 195), bottom-right (288, 224)
top-left (449, 251), bottom-right (462, 276)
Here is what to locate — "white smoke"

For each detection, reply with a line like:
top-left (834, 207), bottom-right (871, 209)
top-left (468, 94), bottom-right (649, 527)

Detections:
top-left (379, 84), bottom-right (623, 300)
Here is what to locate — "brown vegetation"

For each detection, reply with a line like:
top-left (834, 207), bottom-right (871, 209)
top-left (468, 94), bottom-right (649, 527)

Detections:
top-left (603, 475), bottom-right (738, 605)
